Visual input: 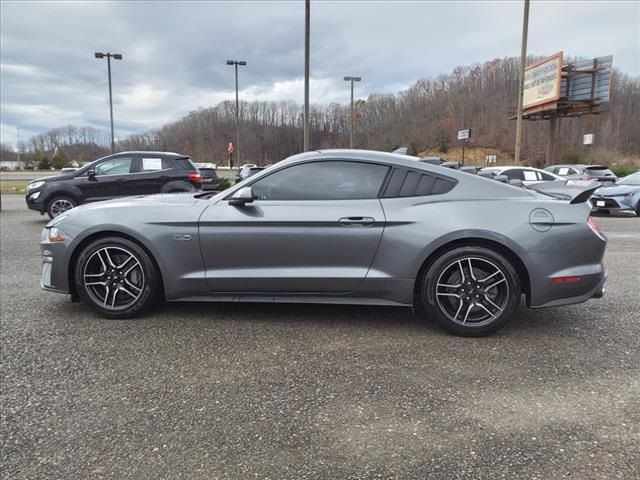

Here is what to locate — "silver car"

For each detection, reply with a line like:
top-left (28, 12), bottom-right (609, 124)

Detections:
top-left (40, 150), bottom-right (607, 336)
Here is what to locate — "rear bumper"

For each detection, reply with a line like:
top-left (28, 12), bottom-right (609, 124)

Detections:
top-left (530, 269), bottom-right (606, 309)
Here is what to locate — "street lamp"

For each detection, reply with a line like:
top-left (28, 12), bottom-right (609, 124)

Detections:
top-left (226, 59), bottom-right (247, 165)
top-left (343, 76), bottom-right (361, 149)
top-left (95, 52), bottom-right (123, 153)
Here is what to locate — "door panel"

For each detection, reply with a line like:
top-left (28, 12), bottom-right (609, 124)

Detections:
top-left (77, 156), bottom-right (134, 201)
top-left (198, 199), bottom-right (386, 293)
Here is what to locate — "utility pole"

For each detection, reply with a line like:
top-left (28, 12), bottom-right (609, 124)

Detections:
top-left (95, 52), bottom-right (123, 153)
top-left (303, 0), bottom-right (310, 151)
top-left (227, 59), bottom-right (247, 164)
top-left (17, 128), bottom-right (21, 169)
top-left (514, 0), bottom-right (530, 165)
top-left (343, 76), bottom-right (361, 149)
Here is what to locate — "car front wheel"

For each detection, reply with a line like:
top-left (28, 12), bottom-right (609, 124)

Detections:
top-left (420, 246), bottom-right (521, 336)
top-left (74, 237), bottom-right (161, 319)
top-left (47, 196), bottom-right (77, 219)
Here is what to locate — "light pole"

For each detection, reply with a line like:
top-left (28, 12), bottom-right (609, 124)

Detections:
top-left (303, 0), bottom-right (310, 151)
top-left (94, 52), bottom-right (123, 153)
top-left (226, 59), bottom-right (247, 165)
top-left (343, 76), bottom-right (361, 149)
top-left (514, 0), bottom-right (530, 165)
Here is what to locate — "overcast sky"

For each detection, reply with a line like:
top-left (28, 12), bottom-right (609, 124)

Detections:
top-left (1, 0), bottom-right (638, 147)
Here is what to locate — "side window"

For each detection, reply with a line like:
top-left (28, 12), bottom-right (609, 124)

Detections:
top-left (138, 157), bottom-right (165, 171)
top-left (250, 161), bottom-right (389, 201)
top-left (523, 170), bottom-right (539, 181)
top-left (540, 171), bottom-right (556, 181)
top-left (504, 169), bottom-right (524, 181)
top-left (94, 157), bottom-right (133, 176)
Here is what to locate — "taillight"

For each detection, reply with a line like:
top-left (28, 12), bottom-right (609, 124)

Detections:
top-left (581, 176), bottom-right (594, 181)
top-left (187, 172), bottom-right (202, 184)
top-left (588, 216), bottom-right (606, 241)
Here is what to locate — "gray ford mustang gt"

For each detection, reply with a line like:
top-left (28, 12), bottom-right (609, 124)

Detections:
top-left (40, 150), bottom-right (607, 336)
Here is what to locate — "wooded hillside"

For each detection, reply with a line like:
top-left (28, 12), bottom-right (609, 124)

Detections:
top-left (4, 56), bottom-right (639, 168)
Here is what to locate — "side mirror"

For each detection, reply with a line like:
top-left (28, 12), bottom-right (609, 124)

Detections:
top-left (228, 186), bottom-right (254, 206)
top-left (509, 179), bottom-right (524, 187)
top-left (87, 169), bottom-right (97, 180)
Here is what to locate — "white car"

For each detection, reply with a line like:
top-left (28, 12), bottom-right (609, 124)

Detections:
top-left (481, 166), bottom-right (565, 186)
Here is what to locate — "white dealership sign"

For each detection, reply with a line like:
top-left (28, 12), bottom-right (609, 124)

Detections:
top-left (457, 129), bottom-right (471, 140)
top-left (523, 52), bottom-right (563, 109)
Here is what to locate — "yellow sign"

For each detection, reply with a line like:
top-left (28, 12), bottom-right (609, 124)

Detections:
top-left (523, 52), bottom-right (563, 109)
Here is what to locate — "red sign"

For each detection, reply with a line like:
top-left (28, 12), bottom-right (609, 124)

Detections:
top-left (227, 142), bottom-right (234, 154)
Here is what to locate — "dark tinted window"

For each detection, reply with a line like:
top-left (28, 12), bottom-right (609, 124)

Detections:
top-left (539, 171), bottom-right (557, 181)
top-left (585, 166), bottom-right (615, 177)
top-left (503, 169), bottom-right (524, 181)
top-left (174, 157), bottom-right (198, 171)
top-left (251, 161), bottom-right (389, 200)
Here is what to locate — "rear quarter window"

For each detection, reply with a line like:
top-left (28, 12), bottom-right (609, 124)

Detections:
top-left (383, 168), bottom-right (456, 197)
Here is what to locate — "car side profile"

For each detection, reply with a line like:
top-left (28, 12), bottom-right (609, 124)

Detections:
top-left (481, 166), bottom-right (564, 186)
top-left (545, 164), bottom-right (617, 185)
top-left (40, 150), bottom-right (607, 336)
top-left (26, 151), bottom-right (202, 218)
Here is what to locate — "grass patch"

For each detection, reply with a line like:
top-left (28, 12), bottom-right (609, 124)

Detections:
top-left (0, 181), bottom-right (28, 194)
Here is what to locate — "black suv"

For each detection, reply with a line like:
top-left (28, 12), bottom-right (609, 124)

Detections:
top-left (26, 151), bottom-right (201, 218)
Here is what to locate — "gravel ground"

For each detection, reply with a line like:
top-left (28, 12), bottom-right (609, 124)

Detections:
top-left (1, 194), bottom-right (639, 480)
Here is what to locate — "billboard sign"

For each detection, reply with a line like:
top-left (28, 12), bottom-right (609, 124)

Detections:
top-left (583, 134), bottom-right (594, 145)
top-left (523, 52), bottom-right (563, 109)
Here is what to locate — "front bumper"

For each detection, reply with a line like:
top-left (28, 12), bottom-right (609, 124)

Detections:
top-left (40, 227), bottom-right (72, 294)
top-left (590, 195), bottom-right (638, 215)
top-left (26, 190), bottom-right (47, 213)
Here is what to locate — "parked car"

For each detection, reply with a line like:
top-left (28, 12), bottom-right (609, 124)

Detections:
top-left (26, 151), bottom-right (201, 219)
top-left (39, 149), bottom-right (606, 337)
top-left (235, 163), bottom-right (257, 182)
top-left (481, 166), bottom-right (564, 186)
top-left (590, 171), bottom-right (640, 216)
top-left (194, 163), bottom-right (220, 191)
top-left (545, 164), bottom-right (617, 185)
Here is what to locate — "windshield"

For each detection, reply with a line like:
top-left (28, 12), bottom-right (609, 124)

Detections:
top-left (618, 171), bottom-right (640, 185)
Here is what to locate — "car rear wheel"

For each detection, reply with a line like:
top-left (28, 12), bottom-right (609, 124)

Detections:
top-left (420, 246), bottom-right (521, 337)
top-left (47, 196), bottom-right (77, 219)
top-left (74, 237), bottom-right (161, 319)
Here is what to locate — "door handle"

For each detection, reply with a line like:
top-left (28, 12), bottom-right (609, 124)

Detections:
top-left (338, 216), bottom-right (375, 226)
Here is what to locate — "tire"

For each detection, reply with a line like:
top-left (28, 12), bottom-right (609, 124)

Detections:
top-left (74, 236), bottom-right (161, 319)
top-left (420, 246), bottom-right (521, 337)
top-left (47, 196), bottom-right (77, 219)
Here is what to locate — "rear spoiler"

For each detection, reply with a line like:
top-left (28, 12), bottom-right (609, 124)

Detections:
top-left (526, 181), bottom-right (600, 204)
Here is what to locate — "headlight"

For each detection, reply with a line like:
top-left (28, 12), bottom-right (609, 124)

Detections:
top-left (48, 227), bottom-right (67, 243)
top-left (29, 191), bottom-right (41, 200)
top-left (624, 192), bottom-right (636, 198)
top-left (27, 181), bottom-right (45, 191)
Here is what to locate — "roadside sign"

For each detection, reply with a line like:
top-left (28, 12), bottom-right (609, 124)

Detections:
top-left (583, 134), bottom-right (594, 145)
top-left (485, 155), bottom-right (497, 164)
top-left (458, 129), bottom-right (471, 140)
top-left (227, 142), bottom-right (234, 153)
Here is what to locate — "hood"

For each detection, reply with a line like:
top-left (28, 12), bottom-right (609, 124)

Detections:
top-left (47, 193), bottom-right (202, 227)
top-left (594, 184), bottom-right (640, 197)
top-left (32, 172), bottom-right (77, 183)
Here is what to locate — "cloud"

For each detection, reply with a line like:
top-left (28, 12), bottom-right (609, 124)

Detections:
top-left (1, 0), bottom-right (638, 147)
